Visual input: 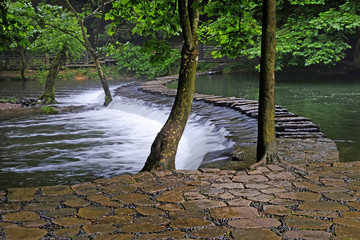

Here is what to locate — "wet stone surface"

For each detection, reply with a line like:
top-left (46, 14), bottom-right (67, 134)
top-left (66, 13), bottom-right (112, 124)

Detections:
top-left (0, 161), bottom-right (359, 239)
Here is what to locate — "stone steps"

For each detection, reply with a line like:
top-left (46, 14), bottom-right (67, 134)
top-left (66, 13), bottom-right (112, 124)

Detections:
top-left (139, 75), bottom-right (326, 139)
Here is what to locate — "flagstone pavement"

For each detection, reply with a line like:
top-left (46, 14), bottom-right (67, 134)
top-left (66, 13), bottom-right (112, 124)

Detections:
top-left (1, 161), bottom-right (360, 240)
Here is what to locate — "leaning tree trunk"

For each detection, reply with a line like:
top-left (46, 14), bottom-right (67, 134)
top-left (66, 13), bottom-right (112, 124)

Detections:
top-left (39, 51), bottom-right (66, 104)
top-left (90, 49), bottom-right (112, 106)
top-left (64, 0), bottom-right (112, 106)
top-left (141, 0), bottom-right (200, 172)
top-left (354, 27), bottom-right (360, 71)
top-left (256, 0), bottom-right (278, 163)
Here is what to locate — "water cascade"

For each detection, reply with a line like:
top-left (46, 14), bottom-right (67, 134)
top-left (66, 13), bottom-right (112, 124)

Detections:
top-left (0, 82), bottom-right (248, 189)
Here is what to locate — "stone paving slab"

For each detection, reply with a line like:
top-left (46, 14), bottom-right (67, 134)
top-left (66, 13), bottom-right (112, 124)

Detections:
top-left (1, 161), bottom-right (360, 239)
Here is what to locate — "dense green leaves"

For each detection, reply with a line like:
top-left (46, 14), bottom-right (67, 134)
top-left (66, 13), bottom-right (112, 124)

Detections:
top-left (243, 0), bottom-right (360, 69)
top-left (31, 4), bottom-right (86, 60)
top-left (201, 0), bottom-right (261, 58)
top-left (287, 0), bottom-right (325, 5)
top-left (2, 0), bottom-right (358, 71)
top-left (107, 0), bottom-right (183, 76)
top-left (107, 0), bottom-right (180, 38)
top-left (0, 0), bottom-right (38, 50)
top-left (0, 0), bottom-right (85, 59)
top-left (109, 42), bottom-right (180, 79)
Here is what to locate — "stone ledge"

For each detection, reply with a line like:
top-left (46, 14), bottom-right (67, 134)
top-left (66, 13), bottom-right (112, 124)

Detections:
top-left (139, 74), bottom-right (340, 165)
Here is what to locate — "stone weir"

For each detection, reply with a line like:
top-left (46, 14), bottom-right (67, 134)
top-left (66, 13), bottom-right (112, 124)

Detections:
top-left (138, 74), bottom-right (339, 164)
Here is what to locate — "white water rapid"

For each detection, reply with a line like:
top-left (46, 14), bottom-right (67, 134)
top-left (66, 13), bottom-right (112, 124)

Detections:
top-left (0, 84), bottom-right (230, 187)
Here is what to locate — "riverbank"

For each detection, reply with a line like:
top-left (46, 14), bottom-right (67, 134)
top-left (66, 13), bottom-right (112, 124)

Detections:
top-left (0, 102), bottom-right (22, 110)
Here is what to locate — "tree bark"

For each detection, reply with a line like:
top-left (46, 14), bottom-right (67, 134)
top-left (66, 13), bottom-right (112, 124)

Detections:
top-left (39, 51), bottom-right (67, 104)
top-left (256, 0), bottom-right (278, 163)
top-left (64, 0), bottom-right (112, 106)
top-left (141, 0), bottom-right (200, 172)
top-left (90, 49), bottom-right (112, 106)
top-left (354, 27), bottom-right (360, 71)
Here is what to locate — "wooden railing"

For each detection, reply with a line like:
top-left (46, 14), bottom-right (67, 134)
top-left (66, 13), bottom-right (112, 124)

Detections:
top-left (198, 45), bottom-right (234, 63)
top-left (0, 52), bottom-right (116, 70)
top-left (0, 46), bottom-right (234, 70)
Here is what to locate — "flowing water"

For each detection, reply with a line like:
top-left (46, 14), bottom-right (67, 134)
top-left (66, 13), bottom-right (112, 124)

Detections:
top-left (2, 71), bottom-right (357, 190)
top-left (0, 78), bottom-right (256, 190)
top-left (185, 72), bottom-right (360, 162)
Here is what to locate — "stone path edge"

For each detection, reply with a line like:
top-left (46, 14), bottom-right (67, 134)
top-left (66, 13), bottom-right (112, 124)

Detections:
top-left (138, 73), bottom-right (339, 165)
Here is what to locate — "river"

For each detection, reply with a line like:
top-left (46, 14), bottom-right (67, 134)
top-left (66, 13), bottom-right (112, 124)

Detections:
top-left (0, 77), bottom-right (256, 190)
top-left (187, 72), bottom-right (360, 162)
top-left (1, 72), bottom-right (358, 189)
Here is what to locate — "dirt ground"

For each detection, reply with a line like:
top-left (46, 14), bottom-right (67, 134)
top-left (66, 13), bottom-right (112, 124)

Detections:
top-left (0, 70), bottom-right (36, 78)
top-left (0, 102), bottom-right (22, 110)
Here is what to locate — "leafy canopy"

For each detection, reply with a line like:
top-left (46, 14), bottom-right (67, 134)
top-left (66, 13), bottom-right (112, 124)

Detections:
top-left (106, 0), bottom-right (181, 65)
top-left (0, 0), bottom-right (85, 59)
top-left (245, 0), bottom-right (360, 69)
top-left (0, 0), bottom-right (38, 50)
top-left (109, 42), bottom-right (180, 79)
top-left (200, 0), bottom-right (261, 58)
top-left (31, 4), bottom-right (86, 59)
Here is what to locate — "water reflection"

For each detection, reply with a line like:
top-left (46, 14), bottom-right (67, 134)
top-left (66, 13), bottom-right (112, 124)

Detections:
top-left (190, 72), bottom-right (360, 162)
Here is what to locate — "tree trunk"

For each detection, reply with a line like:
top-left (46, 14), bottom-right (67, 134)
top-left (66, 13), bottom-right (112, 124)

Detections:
top-left (90, 49), bottom-right (112, 106)
top-left (354, 27), bottom-right (360, 71)
top-left (19, 46), bottom-right (27, 81)
top-left (64, 0), bottom-right (112, 106)
top-left (141, 0), bottom-right (200, 172)
top-left (256, 0), bottom-right (278, 163)
top-left (39, 51), bottom-right (66, 104)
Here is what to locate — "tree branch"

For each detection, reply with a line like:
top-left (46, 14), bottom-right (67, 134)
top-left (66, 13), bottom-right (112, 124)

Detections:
top-left (64, 0), bottom-right (93, 51)
top-left (43, 24), bottom-right (86, 48)
top-left (179, 0), bottom-right (193, 48)
top-left (84, 0), bottom-right (116, 20)
top-left (172, 0), bottom-right (177, 17)
top-left (105, 20), bottom-right (124, 46)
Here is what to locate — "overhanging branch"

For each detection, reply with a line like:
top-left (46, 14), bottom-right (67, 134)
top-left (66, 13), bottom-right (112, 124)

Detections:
top-left (84, 0), bottom-right (116, 20)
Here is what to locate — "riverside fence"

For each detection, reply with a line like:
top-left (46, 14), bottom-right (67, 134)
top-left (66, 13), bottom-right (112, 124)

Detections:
top-left (0, 46), bottom-right (235, 70)
top-left (0, 52), bottom-right (116, 70)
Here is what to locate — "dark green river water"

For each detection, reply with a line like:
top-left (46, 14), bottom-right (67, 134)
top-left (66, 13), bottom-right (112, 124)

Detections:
top-left (185, 72), bottom-right (360, 162)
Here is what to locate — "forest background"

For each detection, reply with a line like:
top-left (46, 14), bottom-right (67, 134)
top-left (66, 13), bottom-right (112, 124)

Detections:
top-left (1, 0), bottom-right (359, 81)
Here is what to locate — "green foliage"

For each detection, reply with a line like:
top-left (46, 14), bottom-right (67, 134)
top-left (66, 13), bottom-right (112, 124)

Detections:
top-left (34, 67), bottom-right (49, 86)
top-left (0, 97), bottom-right (18, 103)
top-left (107, 0), bottom-right (182, 76)
top-left (141, 39), bottom-right (175, 65)
top-left (107, 0), bottom-right (180, 38)
top-left (244, 0), bottom-right (360, 69)
top-left (0, 0), bottom-right (38, 51)
top-left (287, 0), bottom-right (325, 5)
top-left (1, 0), bottom-right (85, 62)
top-left (30, 4), bottom-right (86, 61)
top-left (42, 105), bottom-right (57, 114)
top-left (102, 65), bottom-right (122, 80)
top-left (200, 0), bottom-right (261, 58)
top-left (58, 70), bottom-right (75, 81)
top-left (196, 62), bottom-right (218, 72)
top-left (109, 42), bottom-right (180, 79)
